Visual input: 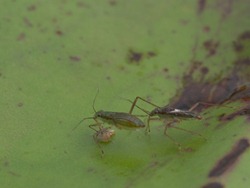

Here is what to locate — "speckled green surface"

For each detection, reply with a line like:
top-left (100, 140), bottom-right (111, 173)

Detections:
top-left (1, 1), bottom-right (250, 188)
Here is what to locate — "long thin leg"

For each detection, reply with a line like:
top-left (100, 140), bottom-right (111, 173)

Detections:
top-left (93, 134), bottom-right (104, 156)
top-left (123, 98), bottom-right (149, 115)
top-left (89, 123), bottom-right (103, 132)
top-left (132, 104), bottom-right (150, 115)
top-left (129, 96), bottom-right (160, 114)
top-left (72, 117), bottom-right (95, 131)
top-left (92, 88), bottom-right (100, 113)
top-left (221, 85), bottom-right (248, 103)
top-left (126, 97), bottom-right (163, 132)
top-left (164, 122), bottom-right (182, 149)
top-left (167, 124), bottom-right (207, 140)
top-left (189, 101), bottom-right (233, 112)
top-left (145, 117), bottom-right (162, 133)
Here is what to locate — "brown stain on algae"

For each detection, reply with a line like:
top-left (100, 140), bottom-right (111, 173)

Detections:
top-left (197, 0), bottom-right (207, 15)
top-left (168, 30), bottom-right (250, 187)
top-left (127, 49), bottom-right (157, 65)
top-left (168, 31), bottom-right (250, 116)
top-left (209, 138), bottom-right (250, 177)
top-left (219, 104), bottom-right (250, 121)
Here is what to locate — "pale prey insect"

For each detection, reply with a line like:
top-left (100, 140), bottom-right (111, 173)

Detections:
top-left (89, 125), bottom-right (115, 155)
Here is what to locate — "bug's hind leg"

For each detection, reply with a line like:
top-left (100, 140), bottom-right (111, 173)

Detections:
top-left (167, 123), bottom-right (207, 141)
top-left (164, 121), bottom-right (182, 150)
top-left (129, 96), bottom-right (160, 115)
top-left (188, 101), bottom-right (234, 113)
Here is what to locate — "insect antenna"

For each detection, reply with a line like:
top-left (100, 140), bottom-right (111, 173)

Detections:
top-left (72, 89), bottom-right (100, 131)
top-left (92, 88), bottom-right (100, 113)
top-left (72, 117), bottom-right (94, 131)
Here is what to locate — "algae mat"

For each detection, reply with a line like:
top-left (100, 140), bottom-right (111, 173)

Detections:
top-left (1, 1), bottom-right (250, 188)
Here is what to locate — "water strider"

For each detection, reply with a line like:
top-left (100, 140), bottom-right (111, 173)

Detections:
top-left (127, 96), bottom-right (209, 149)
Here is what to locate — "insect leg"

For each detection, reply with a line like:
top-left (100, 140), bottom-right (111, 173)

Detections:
top-left (167, 124), bottom-right (207, 141)
top-left (189, 101), bottom-right (234, 112)
top-left (89, 119), bottom-right (103, 131)
top-left (129, 96), bottom-right (159, 114)
top-left (146, 117), bottom-right (161, 133)
top-left (93, 134), bottom-right (104, 156)
top-left (221, 85), bottom-right (248, 103)
top-left (164, 121), bottom-right (182, 149)
top-left (72, 117), bottom-right (95, 131)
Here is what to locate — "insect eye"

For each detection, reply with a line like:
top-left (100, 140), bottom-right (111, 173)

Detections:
top-left (97, 112), bottom-right (103, 117)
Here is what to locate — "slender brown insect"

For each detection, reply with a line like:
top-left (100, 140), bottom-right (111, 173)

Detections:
top-left (128, 96), bottom-right (209, 148)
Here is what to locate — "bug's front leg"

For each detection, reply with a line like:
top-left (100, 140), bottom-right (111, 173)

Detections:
top-left (89, 119), bottom-right (102, 132)
top-left (145, 116), bottom-right (160, 133)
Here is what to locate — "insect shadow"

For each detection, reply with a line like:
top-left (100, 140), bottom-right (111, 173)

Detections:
top-left (126, 96), bottom-right (213, 149)
top-left (73, 90), bottom-right (146, 155)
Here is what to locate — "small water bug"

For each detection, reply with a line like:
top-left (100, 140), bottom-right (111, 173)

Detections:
top-left (127, 96), bottom-right (209, 148)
